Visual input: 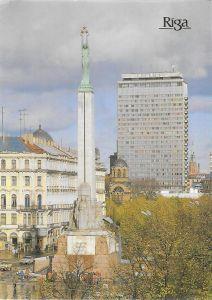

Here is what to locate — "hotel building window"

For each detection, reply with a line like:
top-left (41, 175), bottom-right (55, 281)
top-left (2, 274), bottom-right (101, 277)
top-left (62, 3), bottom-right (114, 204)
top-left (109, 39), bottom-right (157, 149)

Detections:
top-left (28, 214), bottom-right (31, 225)
top-left (0, 213), bottom-right (6, 225)
top-left (1, 159), bottom-right (6, 170)
top-left (25, 159), bottom-right (29, 170)
top-left (1, 176), bottom-right (6, 186)
top-left (23, 213), bottom-right (27, 225)
top-left (37, 160), bottom-right (42, 169)
top-left (37, 176), bottom-right (42, 186)
top-left (37, 194), bottom-right (42, 208)
top-left (23, 213), bottom-right (31, 226)
top-left (1, 194), bottom-right (6, 209)
top-left (11, 176), bottom-right (17, 186)
top-left (11, 213), bottom-right (17, 225)
top-left (11, 160), bottom-right (16, 170)
top-left (25, 194), bottom-right (30, 208)
top-left (11, 194), bottom-right (17, 208)
top-left (40, 213), bottom-right (43, 225)
top-left (25, 176), bottom-right (30, 186)
top-left (37, 213), bottom-right (39, 225)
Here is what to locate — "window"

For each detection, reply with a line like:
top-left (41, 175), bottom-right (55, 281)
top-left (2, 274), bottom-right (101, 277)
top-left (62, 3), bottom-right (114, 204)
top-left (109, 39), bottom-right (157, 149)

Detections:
top-left (0, 214), bottom-right (6, 225)
top-left (11, 213), bottom-right (17, 225)
top-left (11, 176), bottom-right (17, 186)
top-left (11, 194), bottom-right (17, 208)
top-left (25, 159), bottom-right (29, 170)
top-left (23, 213), bottom-right (27, 225)
top-left (25, 194), bottom-right (30, 208)
top-left (37, 160), bottom-right (42, 169)
top-left (28, 214), bottom-right (31, 225)
top-left (41, 213), bottom-right (43, 225)
top-left (1, 159), bottom-right (6, 170)
top-left (1, 194), bottom-right (6, 209)
top-left (1, 176), bottom-right (6, 186)
top-left (37, 176), bottom-right (42, 186)
top-left (11, 160), bottom-right (16, 170)
top-left (37, 194), bottom-right (42, 209)
top-left (37, 213), bottom-right (39, 225)
top-left (25, 176), bottom-right (30, 186)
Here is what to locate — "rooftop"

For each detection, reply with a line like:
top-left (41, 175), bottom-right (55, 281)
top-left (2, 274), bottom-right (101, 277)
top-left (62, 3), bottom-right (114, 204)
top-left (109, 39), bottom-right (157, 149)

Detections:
top-left (33, 125), bottom-right (53, 142)
top-left (121, 72), bottom-right (183, 81)
top-left (114, 158), bottom-right (128, 168)
top-left (0, 137), bottom-right (31, 153)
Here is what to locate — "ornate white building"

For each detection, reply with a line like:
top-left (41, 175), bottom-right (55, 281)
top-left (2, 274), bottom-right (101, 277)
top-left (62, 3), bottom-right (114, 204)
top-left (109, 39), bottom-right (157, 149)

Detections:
top-left (0, 126), bottom-right (105, 252)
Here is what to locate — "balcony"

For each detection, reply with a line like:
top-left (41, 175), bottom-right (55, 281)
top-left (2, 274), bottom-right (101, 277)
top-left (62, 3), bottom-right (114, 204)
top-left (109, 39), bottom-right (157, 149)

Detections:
top-left (37, 228), bottom-right (48, 237)
top-left (17, 205), bottom-right (48, 211)
top-left (18, 224), bottom-right (36, 230)
top-left (61, 221), bottom-right (69, 226)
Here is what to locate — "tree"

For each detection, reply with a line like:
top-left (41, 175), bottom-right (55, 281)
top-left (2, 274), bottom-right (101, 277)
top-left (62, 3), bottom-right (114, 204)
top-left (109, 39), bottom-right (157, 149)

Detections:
top-left (130, 178), bottom-right (159, 200)
top-left (109, 196), bottom-right (212, 299)
top-left (39, 250), bottom-right (102, 299)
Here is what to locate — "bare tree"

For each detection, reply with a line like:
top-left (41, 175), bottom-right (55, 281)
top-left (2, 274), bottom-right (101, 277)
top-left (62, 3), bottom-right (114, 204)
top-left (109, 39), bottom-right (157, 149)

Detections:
top-left (40, 244), bottom-right (102, 299)
top-left (130, 178), bottom-right (159, 200)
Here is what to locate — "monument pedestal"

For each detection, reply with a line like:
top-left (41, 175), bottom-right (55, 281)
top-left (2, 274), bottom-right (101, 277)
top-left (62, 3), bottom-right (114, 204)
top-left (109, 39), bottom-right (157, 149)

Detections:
top-left (52, 229), bottom-right (119, 279)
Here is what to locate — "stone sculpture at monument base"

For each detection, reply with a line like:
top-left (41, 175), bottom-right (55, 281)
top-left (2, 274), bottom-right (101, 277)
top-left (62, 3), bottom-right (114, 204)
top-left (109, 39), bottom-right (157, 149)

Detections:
top-left (52, 229), bottom-right (119, 279)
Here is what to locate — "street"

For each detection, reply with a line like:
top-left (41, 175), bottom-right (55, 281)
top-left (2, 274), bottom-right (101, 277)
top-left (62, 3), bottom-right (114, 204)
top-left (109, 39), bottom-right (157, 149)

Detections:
top-left (0, 251), bottom-right (41, 299)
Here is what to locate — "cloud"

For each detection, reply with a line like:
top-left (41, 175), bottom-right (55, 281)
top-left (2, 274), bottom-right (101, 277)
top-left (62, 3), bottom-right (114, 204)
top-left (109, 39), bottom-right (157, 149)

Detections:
top-left (190, 96), bottom-right (212, 114)
top-left (0, 89), bottom-right (75, 135)
top-left (0, 0), bottom-right (211, 170)
top-left (0, 0), bottom-right (211, 92)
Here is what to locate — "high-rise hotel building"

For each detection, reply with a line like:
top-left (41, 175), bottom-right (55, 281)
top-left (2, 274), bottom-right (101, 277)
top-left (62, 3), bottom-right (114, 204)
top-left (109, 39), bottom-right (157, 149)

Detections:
top-left (117, 72), bottom-right (188, 189)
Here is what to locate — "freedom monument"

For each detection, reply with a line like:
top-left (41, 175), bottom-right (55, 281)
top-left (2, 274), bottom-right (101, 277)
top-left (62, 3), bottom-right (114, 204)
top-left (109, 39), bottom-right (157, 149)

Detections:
top-left (52, 27), bottom-right (119, 278)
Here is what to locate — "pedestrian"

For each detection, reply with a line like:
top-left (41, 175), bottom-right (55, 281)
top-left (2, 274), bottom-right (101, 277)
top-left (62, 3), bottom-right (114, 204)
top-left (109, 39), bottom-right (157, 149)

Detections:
top-left (13, 282), bottom-right (17, 296)
top-left (20, 270), bottom-right (24, 281)
top-left (25, 267), bottom-right (30, 280)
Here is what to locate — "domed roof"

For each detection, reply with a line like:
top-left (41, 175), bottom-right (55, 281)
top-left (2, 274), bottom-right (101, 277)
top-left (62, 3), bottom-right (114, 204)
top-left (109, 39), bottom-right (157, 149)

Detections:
top-left (114, 158), bottom-right (128, 168)
top-left (33, 125), bottom-right (53, 142)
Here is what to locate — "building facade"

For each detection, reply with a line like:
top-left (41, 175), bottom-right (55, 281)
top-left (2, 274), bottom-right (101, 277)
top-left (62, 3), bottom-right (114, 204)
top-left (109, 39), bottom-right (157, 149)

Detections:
top-left (0, 127), bottom-right (105, 252)
top-left (201, 173), bottom-right (212, 194)
top-left (117, 72), bottom-right (188, 189)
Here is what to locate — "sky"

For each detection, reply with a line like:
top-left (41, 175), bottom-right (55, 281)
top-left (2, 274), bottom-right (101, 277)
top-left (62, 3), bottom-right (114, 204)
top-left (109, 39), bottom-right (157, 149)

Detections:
top-left (0, 0), bottom-right (211, 172)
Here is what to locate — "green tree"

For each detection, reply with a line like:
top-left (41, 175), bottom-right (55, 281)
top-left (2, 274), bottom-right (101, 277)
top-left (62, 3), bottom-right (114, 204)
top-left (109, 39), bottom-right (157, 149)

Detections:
top-left (109, 196), bottom-right (212, 299)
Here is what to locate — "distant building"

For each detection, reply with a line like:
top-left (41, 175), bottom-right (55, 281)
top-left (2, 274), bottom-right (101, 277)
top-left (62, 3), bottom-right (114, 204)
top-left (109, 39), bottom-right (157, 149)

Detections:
top-left (0, 126), bottom-right (105, 252)
top-left (189, 152), bottom-right (199, 177)
top-left (160, 188), bottom-right (202, 199)
top-left (188, 152), bottom-right (200, 189)
top-left (201, 173), bottom-right (212, 194)
top-left (106, 157), bottom-right (131, 203)
top-left (117, 72), bottom-right (188, 190)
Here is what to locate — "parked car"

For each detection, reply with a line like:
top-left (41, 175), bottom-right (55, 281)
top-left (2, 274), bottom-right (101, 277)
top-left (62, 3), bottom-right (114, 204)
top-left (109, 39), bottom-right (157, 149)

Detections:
top-left (19, 256), bottom-right (34, 265)
top-left (0, 261), bottom-right (12, 271)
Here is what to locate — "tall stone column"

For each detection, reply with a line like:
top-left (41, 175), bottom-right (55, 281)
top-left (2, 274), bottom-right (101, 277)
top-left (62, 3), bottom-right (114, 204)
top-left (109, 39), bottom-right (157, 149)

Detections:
top-left (77, 91), bottom-right (96, 201)
top-left (77, 26), bottom-right (97, 229)
top-left (52, 28), bottom-right (120, 278)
